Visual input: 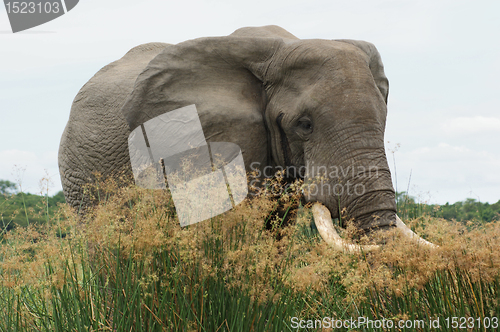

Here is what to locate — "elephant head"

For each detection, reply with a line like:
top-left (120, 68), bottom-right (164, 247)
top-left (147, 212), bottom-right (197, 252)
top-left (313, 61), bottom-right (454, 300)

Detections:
top-left (66, 25), bottom-right (433, 250)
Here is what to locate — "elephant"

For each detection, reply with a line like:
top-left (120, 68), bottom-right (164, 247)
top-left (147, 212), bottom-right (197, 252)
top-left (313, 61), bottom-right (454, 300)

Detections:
top-left (58, 25), bottom-right (434, 251)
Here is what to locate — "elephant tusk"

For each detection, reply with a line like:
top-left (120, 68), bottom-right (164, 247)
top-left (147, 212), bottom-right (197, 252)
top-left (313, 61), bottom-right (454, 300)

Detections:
top-left (312, 203), bottom-right (437, 253)
top-left (395, 215), bottom-right (437, 248)
top-left (311, 203), bottom-right (380, 254)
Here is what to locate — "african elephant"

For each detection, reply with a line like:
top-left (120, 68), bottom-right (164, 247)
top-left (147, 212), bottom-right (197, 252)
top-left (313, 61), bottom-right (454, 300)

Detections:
top-left (59, 25), bottom-right (433, 251)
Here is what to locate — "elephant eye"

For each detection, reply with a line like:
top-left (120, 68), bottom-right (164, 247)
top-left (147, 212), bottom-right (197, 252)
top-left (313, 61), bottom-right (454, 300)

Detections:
top-left (297, 118), bottom-right (313, 134)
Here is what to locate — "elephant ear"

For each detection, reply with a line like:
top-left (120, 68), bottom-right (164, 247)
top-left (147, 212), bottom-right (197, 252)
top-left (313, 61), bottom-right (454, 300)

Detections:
top-left (335, 40), bottom-right (389, 104)
top-left (121, 36), bottom-right (284, 169)
top-left (121, 36), bottom-right (282, 130)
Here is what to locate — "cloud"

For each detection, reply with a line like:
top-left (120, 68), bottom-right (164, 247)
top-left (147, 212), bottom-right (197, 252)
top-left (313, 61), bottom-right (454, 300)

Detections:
top-left (388, 142), bottom-right (500, 204)
top-left (443, 116), bottom-right (500, 135)
top-left (0, 150), bottom-right (62, 196)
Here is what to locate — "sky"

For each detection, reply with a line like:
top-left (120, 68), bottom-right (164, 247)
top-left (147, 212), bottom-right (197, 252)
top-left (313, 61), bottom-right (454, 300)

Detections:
top-left (0, 0), bottom-right (499, 204)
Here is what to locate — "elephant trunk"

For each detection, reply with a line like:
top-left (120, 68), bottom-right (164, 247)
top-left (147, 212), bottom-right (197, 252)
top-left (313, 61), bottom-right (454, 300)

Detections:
top-left (304, 129), bottom-right (437, 250)
top-left (304, 130), bottom-right (397, 234)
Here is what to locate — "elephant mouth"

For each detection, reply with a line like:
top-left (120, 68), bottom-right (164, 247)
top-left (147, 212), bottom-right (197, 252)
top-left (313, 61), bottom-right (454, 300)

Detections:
top-left (311, 203), bottom-right (436, 253)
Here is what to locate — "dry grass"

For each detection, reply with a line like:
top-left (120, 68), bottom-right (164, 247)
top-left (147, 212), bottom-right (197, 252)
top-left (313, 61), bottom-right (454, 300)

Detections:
top-left (1, 173), bottom-right (499, 330)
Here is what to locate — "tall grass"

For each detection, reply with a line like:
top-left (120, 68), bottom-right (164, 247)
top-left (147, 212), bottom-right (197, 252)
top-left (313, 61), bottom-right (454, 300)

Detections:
top-left (1, 175), bottom-right (499, 331)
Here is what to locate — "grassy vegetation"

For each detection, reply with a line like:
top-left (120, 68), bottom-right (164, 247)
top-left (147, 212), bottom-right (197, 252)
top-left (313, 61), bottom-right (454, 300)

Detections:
top-left (0, 191), bottom-right (65, 231)
top-left (397, 192), bottom-right (500, 224)
top-left (0, 176), bottom-right (499, 331)
top-left (1, 178), bottom-right (66, 231)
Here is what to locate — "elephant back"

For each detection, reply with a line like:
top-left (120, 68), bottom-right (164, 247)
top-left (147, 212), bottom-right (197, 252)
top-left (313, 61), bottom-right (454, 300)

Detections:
top-left (58, 42), bottom-right (169, 209)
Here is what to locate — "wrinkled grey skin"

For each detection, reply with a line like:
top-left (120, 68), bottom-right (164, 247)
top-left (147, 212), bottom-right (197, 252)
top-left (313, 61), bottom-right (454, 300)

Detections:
top-left (59, 25), bottom-right (396, 232)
